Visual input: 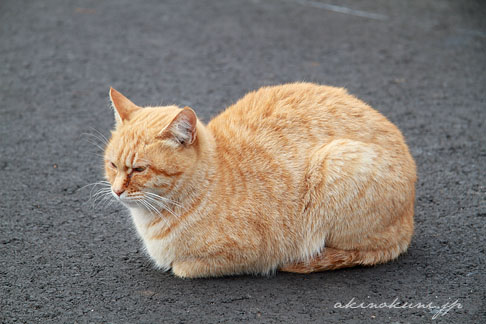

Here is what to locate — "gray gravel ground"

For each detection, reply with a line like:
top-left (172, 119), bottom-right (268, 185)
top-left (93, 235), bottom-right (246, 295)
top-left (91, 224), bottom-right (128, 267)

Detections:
top-left (1, 0), bottom-right (485, 323)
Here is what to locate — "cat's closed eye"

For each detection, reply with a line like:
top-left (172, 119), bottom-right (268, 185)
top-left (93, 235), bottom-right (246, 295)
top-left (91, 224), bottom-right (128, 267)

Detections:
top-left (133, 166), bottom-right (146, 172)
top-left (110, 162), bottom-right (117, 169)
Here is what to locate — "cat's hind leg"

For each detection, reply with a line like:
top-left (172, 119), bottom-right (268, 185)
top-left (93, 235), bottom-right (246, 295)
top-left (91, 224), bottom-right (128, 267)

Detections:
top-left (283, 139), bottom-right (416, 272)
top-left (280, 247), bottom-right (391, 273)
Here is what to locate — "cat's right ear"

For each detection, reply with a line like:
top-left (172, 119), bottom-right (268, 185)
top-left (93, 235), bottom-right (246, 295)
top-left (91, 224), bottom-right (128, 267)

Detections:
top-left (109, 87), bottom-right (141, 126)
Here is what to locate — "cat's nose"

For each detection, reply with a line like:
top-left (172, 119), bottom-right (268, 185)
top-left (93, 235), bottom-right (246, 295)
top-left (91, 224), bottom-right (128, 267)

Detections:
top-left (113, 188), bottom-right (125, 197)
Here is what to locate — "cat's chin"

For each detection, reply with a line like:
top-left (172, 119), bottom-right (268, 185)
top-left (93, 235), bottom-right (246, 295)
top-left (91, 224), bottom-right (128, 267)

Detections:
top-left (113, 192), bottom-right (142, 209)
top-left (119, 198), bottom-right (146, 210)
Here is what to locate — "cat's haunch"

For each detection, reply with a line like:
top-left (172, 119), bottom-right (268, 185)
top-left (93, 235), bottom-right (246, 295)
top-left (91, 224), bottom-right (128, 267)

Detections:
top-left (103, 83), bottom-right (416, 278)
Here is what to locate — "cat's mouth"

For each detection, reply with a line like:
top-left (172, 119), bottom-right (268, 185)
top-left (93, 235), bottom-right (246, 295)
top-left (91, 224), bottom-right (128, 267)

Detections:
top-left (110, 189), bottom-right (181, 217)
top-left (112, 190), bottom-right (140, 207)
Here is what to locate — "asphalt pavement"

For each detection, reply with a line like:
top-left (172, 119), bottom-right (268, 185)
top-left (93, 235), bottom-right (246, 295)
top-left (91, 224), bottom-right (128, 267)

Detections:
top-left (1, 0), bottom-right (485, 323)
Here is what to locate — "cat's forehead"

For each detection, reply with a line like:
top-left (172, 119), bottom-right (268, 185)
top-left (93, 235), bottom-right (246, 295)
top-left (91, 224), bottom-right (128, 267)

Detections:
top-left (115, 106), bottom-right (180, 137)
top-left (131, 106), bottom-right (180, 126)
top-left (107, 132), bottom-right (144, 161)
top-left (107, 106), bottom-right (181, 161)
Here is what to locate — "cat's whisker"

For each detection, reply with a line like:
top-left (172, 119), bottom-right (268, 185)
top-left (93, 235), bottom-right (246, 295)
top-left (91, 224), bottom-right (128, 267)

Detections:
top-left (87, 127), bottom-right (109, 145)
top-left (82, 136), bottom-right (107, 153)
top-left (79, 180), bottom-right (111, 190)
top-left (155, 196), bottom-right (183, 209)
top-left (137, 197), bottom-right (163, 218)
top-left (93, 194), bottom-right (109, 209)
top-left (104, 195), bottom-right (117, 209)
top-left (143, 194), bottom-right (179, 218)
top-left (145, 202), bottom-right (161, 217)
top-left (82, 133), bottom-right (107, 147)
top-left (82, 129), bottom-right (109, 147)
top-left (132, 193), bottom-right (175, 221)
top-left (90, 184), bottom-right (111, 196)
top-left (144, 195), bottom-right (170, 208)
top-left (89, 181), bottom-right (110, 188)
top-left (140, 192), bottom-right (178, 211)
top-left (82, 130), bottom-right (111, 162)
top-left (144, 192), bottom-right (183, 209)
top-left (83, 183), bottom-right (112, 208)
top-left (91, 185), bottom-right (114, 208)
top-left (143, 196), bottom-right (167, 213)
top-left (92, 187), bottom-right (111, 194)
top-left (92, 191), bottom-right (110, 204)
top-left (91, 191), bottom-right (108, 205)
top-left (141, 196), bottom-right (163, 215)
top-left (104, 197), bottom-right (116, 209)
top-left (88, 152), bottom-right (106, 159)
top-left (92, 189), bottom-right (112, 200)
top-left (136, 199), bottom-right (170, 227)
top-left (82, 130), bottom-right (109, 171)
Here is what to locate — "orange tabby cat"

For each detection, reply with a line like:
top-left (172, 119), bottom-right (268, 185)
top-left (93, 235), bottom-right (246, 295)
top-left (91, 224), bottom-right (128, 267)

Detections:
top-left (103, 83), bottom-right (416, 278)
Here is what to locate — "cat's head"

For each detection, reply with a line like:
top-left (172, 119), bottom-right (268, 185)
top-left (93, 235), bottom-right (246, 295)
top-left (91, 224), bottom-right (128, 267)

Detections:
top-left (104, 88), bottom-right (201, 209)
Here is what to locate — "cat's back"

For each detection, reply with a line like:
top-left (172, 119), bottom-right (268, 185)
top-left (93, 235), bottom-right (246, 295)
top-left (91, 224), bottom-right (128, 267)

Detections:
top-left (208, 83), bottom-right (405, 151)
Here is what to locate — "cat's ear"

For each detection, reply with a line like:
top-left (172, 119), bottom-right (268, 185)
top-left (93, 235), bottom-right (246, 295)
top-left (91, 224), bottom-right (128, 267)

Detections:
top-left (157, 107), bottom-right (198, 146)
top-left (109, 87), bottom-right (141, 126)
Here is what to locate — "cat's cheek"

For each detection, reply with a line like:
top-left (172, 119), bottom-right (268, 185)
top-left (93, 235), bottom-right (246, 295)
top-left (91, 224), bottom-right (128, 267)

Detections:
top-left (141, 179), bottom-right (173, 196)
top-left (104, 173), bottom-right (114, 183)
top-left (104, 166), bottom-right (116, 179)
top-left (131, 174), bottom-right (151, 188)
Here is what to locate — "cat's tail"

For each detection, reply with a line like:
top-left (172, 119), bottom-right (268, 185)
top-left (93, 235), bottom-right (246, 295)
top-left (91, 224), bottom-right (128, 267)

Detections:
top-left (279, 246), bottom-right (406, 273)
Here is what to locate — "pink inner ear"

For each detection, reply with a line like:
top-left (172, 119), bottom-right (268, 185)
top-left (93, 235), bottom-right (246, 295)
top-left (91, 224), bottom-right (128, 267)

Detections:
top-left (173, 108), bottom-right (197, 144)
top-left (109, 88), bottom-right (141, 123)
top-left (158, 107), bottom-right (198, 145)
top-left (180, 107), bottom-right (197, 128)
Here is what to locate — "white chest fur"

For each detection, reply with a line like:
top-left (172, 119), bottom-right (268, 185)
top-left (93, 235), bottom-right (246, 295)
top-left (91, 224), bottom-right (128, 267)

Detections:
top-left (129, 207), bottom-right (177, 271)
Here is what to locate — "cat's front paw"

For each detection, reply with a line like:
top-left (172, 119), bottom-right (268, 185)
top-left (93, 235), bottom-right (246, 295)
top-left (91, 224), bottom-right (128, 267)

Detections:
top-left (172, 260), bottom-right (208, 279)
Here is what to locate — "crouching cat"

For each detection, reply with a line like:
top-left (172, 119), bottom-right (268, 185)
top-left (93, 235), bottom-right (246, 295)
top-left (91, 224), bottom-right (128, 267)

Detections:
top-left (102, 83), bottom-right (416, 278)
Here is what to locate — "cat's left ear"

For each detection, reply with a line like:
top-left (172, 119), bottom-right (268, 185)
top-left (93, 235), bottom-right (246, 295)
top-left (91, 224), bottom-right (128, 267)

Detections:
top-left (157, 107), bottom-right (198, 146)
top-left (109, 87), bottom-right (141, 126)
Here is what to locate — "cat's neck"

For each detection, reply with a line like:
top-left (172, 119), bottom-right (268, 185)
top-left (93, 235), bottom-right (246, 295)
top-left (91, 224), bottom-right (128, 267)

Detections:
top-left (166, 124), bottom-right (218, 218)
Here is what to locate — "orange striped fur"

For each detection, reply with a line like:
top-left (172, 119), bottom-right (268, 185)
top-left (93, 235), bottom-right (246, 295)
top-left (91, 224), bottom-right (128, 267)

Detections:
top-left (104, 83), bottom-right (416, 278)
